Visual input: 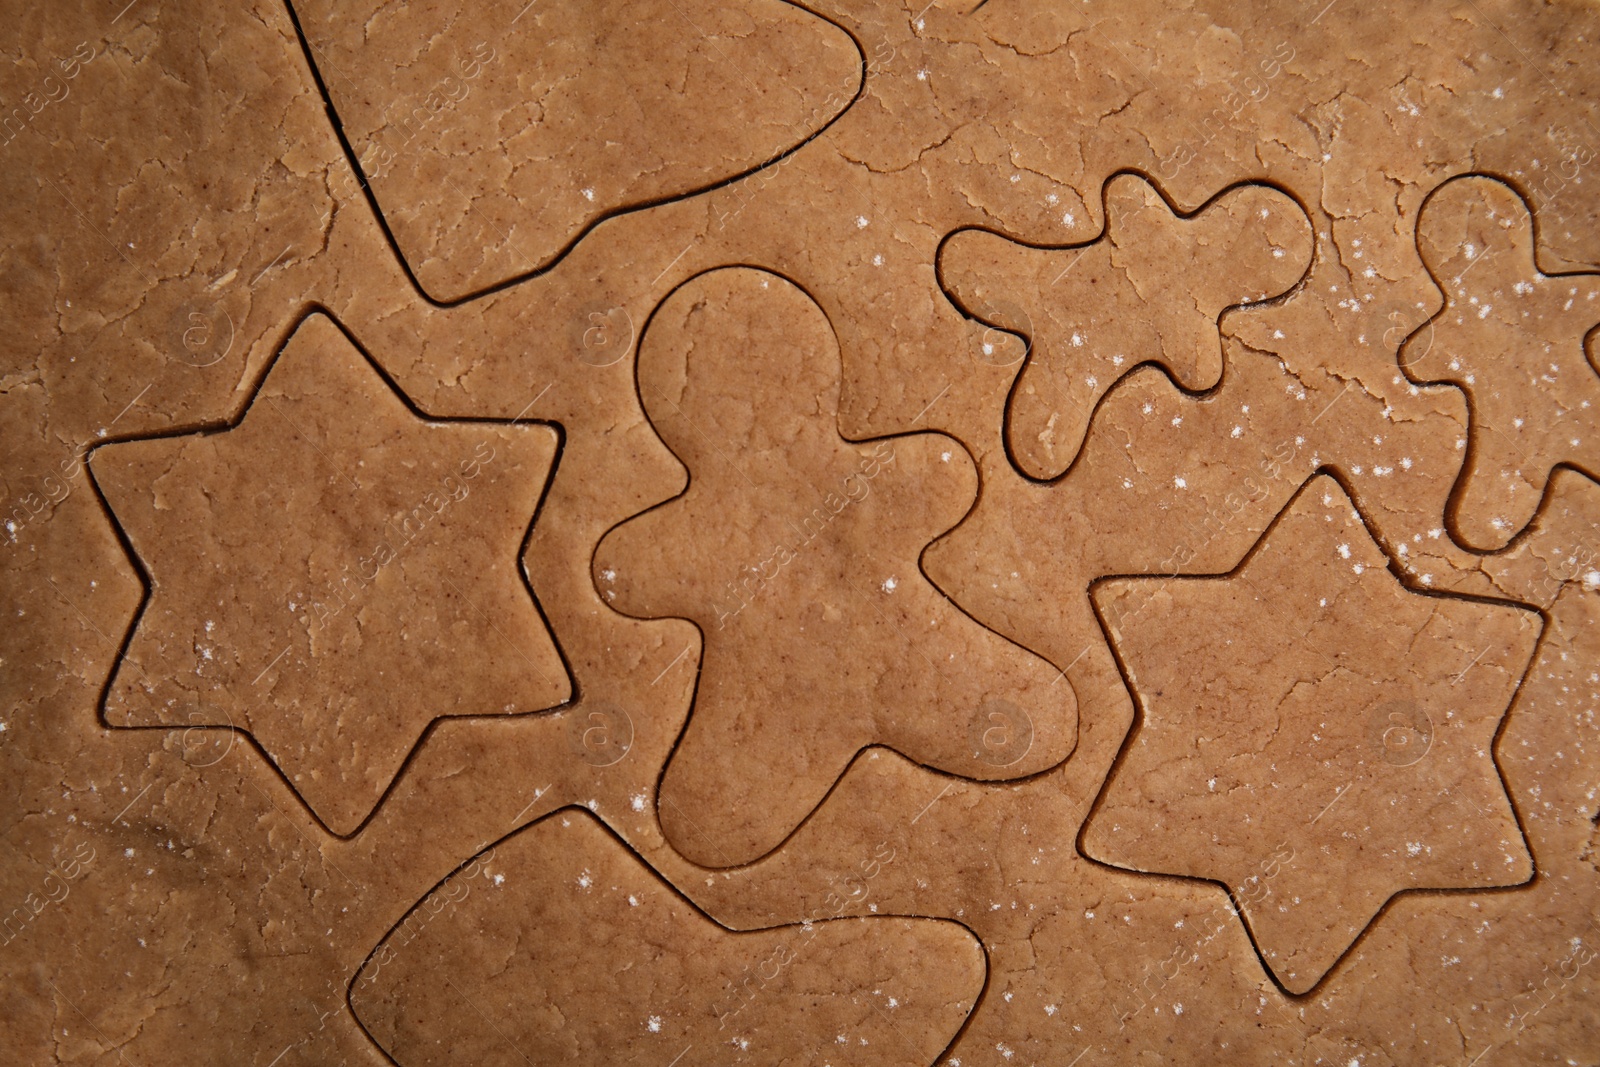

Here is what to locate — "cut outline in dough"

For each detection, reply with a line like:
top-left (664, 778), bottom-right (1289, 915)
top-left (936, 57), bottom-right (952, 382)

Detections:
top-left (593, 265), bottom-right (1081, 869)
top-left (280, 0), bottom-right (870, 306)
top-left (1401, 170), bottom-right (1600, 552)
top-left (346, 804), bottom-right (990, 1066)
top-left (84, 307), bottom-right (576, 839)
top-left (1079, 468), bottom-right (1544, 997)
top-left (936, 169), bottom-right (1316, 483)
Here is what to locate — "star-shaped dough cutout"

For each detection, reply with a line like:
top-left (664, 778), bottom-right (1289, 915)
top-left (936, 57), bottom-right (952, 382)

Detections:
top-left (1405, 175), bottom-right (1600, 549)
top-left (91, 313), bottom-right (571, 834)
top-left (1083, 474), bottom-right (1539, 993)
top-left (595, 268), bottom-right (1074, 867)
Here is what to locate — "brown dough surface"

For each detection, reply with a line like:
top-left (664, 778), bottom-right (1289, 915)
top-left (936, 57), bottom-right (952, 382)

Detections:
top-left (1407, 175), bottom-right (1600, 550)
top-left (1086, 474), bottom-right (1538, 993)
top-left (291, 0), bottom-right (862, 299)
top-left (90, 313), bottom-right (570, 834)
top-left (596, 266), bottom-right (1073, 866)
top-left (940, 174), bottom-right (1314, 479)
top-left (351, 809), bottom-right (983, 1066)
top-left (4, 0), bottom-right (1600, 1064)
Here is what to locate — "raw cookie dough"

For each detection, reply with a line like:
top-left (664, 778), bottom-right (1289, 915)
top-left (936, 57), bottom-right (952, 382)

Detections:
top-left (4, 0), bottom-right (1599, 1064)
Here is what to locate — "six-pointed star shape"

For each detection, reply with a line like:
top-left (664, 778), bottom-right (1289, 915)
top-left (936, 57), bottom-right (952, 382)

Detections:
top-left (1083, 474), bottom-right (1540, 993)
top-left (594, 267), bottom-right (1075, 867)
top-left (1405, 175), bottom-right (1600, 549)
top-left (91, 312), bottom-right (571, 834)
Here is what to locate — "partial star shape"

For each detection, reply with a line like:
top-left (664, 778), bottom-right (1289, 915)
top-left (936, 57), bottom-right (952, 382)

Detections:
top-left (595, 268), bottom-right (1075, 867)
top-left (1083, 474), bottom-right (1540, 993)
top-left (1406, 175), bottom-right (1600, 549)
top-left (91, 312), bottom-right (570, 833)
